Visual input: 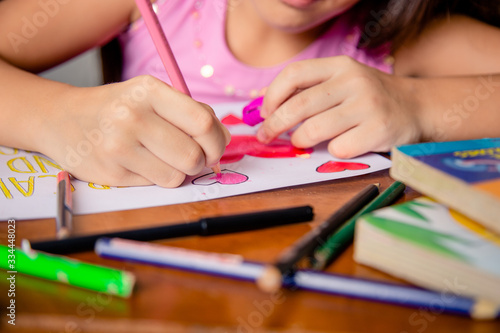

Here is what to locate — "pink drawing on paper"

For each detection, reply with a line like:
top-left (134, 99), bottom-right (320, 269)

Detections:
top-left (222, 135), bottom-right (313, 164)
top-left (220, 114), bottom-right (309, 163)
top-left (221, 114), bottom-right (245, 126)
top-left (192, 169), bottom-right (249, 186)
top-left (316, 161), bottom-right (370, 173)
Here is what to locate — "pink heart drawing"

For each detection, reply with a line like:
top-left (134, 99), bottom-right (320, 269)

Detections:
top-left (316, 161), bottom-right (370, 173)
top-left (192, 169), bottom-right (249, 186)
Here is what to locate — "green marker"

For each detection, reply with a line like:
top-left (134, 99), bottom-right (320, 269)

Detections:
top-left (312, 181), bottom-right (406, 270)
top-left (0, 240), bottom-right (135, 298)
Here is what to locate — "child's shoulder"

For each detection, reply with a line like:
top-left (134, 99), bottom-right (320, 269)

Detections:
top-left (394, 14), bottom-right (500, 77)
top-left (418, 15), bottom-right (500, 45)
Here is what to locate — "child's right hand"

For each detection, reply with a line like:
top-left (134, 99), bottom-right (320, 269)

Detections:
top-left (41, 75), bottom-right (230, 187)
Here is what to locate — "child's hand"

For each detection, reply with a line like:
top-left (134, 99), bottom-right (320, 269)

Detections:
top-left (42, 75), bottom-right (230, 187)
top-left (256, 56), bottom-right (423, 158)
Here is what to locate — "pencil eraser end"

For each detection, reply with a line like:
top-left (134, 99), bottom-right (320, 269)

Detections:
top-left (256, 265), bottom-right (282, 293)
top-left (242, 96), bottom-right (264, 126)
top-left (470, 299), bottom-right (500, 320)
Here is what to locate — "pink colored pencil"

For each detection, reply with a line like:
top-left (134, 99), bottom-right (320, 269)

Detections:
top-left (134, 0), bottom-right (190, 95)
top-left (134, 0), bottom-right (221, 175)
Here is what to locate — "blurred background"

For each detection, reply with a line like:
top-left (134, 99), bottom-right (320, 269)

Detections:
top-left (40, 48), bottom-right (103, 87)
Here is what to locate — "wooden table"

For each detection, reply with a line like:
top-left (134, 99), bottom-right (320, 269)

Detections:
top-left (1, 169), bottom-right (499, 332)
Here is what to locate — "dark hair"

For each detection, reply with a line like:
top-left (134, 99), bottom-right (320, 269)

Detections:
top-left (356, 0), bottom-right (500, 51)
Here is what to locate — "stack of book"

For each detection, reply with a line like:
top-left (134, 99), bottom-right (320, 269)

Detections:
top-left (354, 138), bottom-right (500, 306)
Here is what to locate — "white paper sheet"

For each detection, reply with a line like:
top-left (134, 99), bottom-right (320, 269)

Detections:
top-left (0, 102), bottom-right (391, 220)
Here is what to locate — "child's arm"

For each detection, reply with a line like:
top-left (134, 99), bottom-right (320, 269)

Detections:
top-left (257, 15), bottom-right (500, 158)
top-left (0, 0), bottom-right (134, 72)
top-left (392, 15), bottom-right (500, 142)
top-left (0, 0), bottom-right (230, 187)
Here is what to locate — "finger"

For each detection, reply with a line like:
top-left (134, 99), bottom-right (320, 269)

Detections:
top-left (327, 125), bottom-right (383, 159)
top-left (185, 103), bottom-right (230, 167)
top-left (257, 80), bottom-right (349, 143)
top-left (149, 89), bottom-right (229, 167)
top-left (199, 102), bottom-right (232, 146)
top-left (120, 144), bottom-right (187, 188)
top-left (135, 111), bottom-right (206, 176)
top-left (102, 169), bottom-right (153, 187)
top-left (66, 161), bottom-right (154, 188)
top-left (62, 139), bottom-right (156, 188)
top-left (263, 58), bottom-right (341, 117)
top-left (289, 102), bottom-right (362, 149)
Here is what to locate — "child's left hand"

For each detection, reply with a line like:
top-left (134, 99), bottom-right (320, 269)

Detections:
top-left (256, 56), bottom-right (423, 158)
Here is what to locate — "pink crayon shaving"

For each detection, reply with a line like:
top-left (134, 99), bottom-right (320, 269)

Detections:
top-left (242, 96), bottom-right (264, 126)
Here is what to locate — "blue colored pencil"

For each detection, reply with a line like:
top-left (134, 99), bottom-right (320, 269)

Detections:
top-left (95, 238), bottom-right (499, 320)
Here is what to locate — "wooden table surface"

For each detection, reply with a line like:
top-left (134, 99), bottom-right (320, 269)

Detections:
top-left (1, 169), bottom-right (499, 333)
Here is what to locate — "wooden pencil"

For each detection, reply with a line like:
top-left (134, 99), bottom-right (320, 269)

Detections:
top-left (96, 238), bottom-right (500, 320)
top-left (257, 183), bottom-right (380, 293)
top-left (134, 0), bottom-right (221, 174)
top-left (311, 181), bottom-right (406, 269)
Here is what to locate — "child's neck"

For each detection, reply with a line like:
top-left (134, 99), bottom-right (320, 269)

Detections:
top-left (225, 2), bottom-right (331, 67)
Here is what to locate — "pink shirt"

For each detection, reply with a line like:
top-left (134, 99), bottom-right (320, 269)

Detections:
top-left (120, 0), bottom-right (393, 104)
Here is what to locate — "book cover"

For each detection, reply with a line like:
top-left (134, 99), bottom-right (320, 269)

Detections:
top-left (390, 138), bottom-right (500, 234)
top-left (354, 198), bottom-right (500, 304)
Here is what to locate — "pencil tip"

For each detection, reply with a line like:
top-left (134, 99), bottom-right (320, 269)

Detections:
top-left (212, 164), bottom-right (221, 175)
top-left (256, 266), bottom-right (282, 293)
top-left (56, 228), bottom-right (70, 240)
